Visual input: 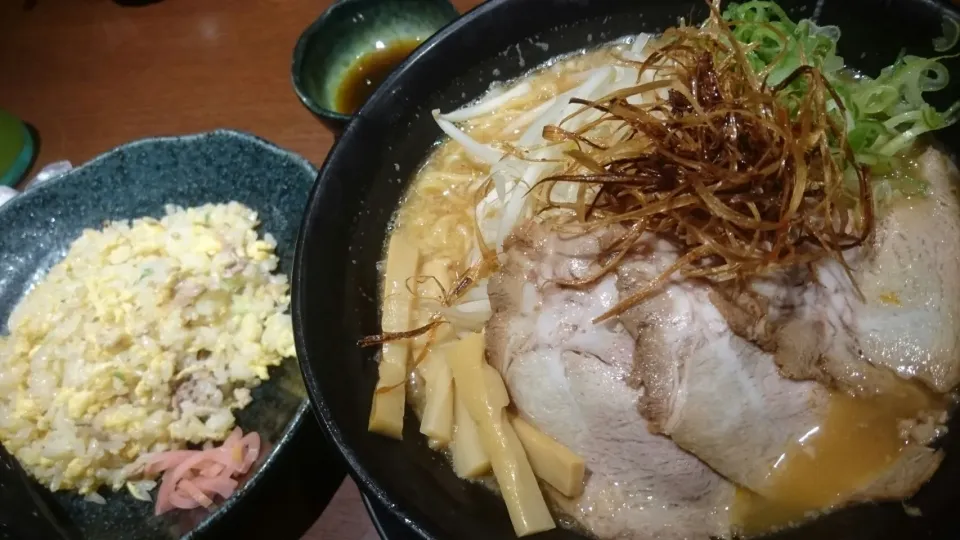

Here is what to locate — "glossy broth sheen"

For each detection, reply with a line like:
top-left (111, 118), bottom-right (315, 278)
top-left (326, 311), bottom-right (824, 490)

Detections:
top-left (735, 384), bottom-right (945, 534)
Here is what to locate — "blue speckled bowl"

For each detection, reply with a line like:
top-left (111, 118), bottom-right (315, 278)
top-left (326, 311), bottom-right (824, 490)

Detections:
top-left (291, 0), bottom-right (460, 131)
top-left (0, 130), bottom-right (321, 540)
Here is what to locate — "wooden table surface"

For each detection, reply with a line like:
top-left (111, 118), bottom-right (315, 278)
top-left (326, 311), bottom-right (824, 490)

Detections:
top-left (0, 0), bottom-right (479, 179)
top-left (0, 0), bottom-right (480, 539)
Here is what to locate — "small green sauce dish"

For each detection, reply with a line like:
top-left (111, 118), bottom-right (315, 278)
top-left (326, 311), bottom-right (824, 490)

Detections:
top-left (291, 0), bottom-right (460, 132)
top-left (0, 110), bottom-right (35, 188)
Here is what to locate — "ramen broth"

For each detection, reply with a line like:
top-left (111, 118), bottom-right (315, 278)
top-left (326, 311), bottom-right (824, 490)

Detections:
top-left (393, 46), bottom-right (621, 264)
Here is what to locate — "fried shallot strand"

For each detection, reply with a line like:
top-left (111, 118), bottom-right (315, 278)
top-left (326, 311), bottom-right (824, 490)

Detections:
top-left (529, 0), bottom-right (872, 322)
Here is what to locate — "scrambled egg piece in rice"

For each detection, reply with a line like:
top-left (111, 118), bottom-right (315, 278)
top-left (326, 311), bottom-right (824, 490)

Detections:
top-left (0, 202), bottom-right (295, 495)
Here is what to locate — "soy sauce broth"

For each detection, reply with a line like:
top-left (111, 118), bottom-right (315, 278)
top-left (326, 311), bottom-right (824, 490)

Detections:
top-left (335, 39), bottom-right (421, 115)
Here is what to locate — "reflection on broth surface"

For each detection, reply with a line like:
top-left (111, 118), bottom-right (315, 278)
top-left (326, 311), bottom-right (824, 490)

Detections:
top-left (365, 2), bottom-right (960, 538)
top-left (735, 385), bottom-right (947, 535)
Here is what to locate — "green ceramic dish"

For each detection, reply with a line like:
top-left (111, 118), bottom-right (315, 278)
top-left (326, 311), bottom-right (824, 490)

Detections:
top-left (0, 110), bottom-right (35, 187)
top-left (291, 0), bottom-right (460, 131)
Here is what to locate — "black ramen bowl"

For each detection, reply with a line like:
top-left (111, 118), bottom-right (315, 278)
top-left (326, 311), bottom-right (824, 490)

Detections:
top-left (293, 1), bottom-right (960, 539)
top-left (0, 130), bottom-right (343, 540)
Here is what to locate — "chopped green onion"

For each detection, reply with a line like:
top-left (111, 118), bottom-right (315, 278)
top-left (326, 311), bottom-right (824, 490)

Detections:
top-left (852, 85), bottom-right (898, 115)
top-left (723, 1), bottom-right (958, 198)
top-left (933, 17), bottom-right (960, 53)
top-left (848, 120), bottom-right (887, 153)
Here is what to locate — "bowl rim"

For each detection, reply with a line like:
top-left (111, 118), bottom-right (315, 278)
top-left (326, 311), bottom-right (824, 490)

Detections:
top-left (0, 129), bottom-right (316, 204)
top-left (293, 0), bottom-right (960, 538)
top-left (293, 1), bottom-right (523, 537)
top-left (0, 128), bottom-right (318, 540)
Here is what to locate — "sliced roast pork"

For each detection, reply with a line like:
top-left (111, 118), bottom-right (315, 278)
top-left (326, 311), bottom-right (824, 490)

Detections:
top-left (615, 245), bottom-right (942, 504)
top-left (488, 219), bottom-right (943, 534)
top-left (751, 148), bottom-right (960, 395)
top-left (487, 223), bottom-right (734, 540)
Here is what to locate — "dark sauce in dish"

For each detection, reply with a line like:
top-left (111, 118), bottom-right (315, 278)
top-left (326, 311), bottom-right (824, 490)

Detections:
top-left (335, 39), bottom-right (422, 115)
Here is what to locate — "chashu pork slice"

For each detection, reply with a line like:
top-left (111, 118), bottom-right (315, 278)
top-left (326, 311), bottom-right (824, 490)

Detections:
top-left (755, 147), bottom-right (960, 395)
top-left (486, 222), bottom-right (734, 540)
top-left (487, 217), bottom-right (942, 528)
top-left (615, 239), bottom-right (943, 506)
